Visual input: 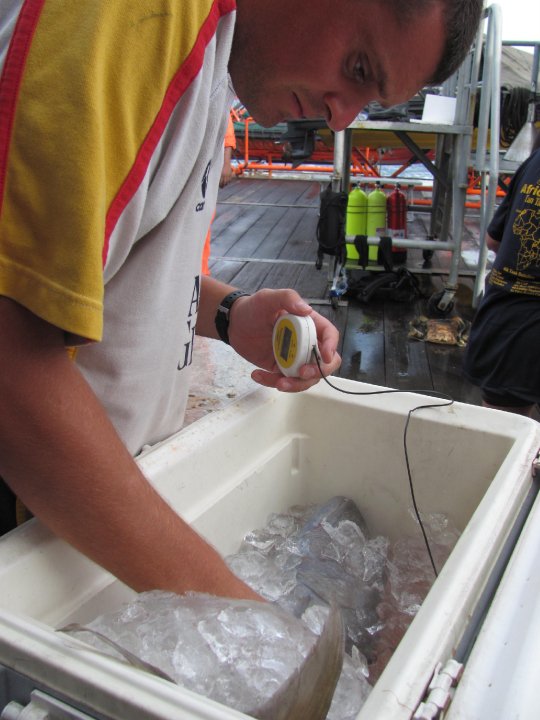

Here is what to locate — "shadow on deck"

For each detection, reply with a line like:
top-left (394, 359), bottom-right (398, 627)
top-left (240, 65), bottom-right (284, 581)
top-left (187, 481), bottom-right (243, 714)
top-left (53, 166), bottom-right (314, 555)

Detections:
top-left (209, 176), bottom-right (485, 406)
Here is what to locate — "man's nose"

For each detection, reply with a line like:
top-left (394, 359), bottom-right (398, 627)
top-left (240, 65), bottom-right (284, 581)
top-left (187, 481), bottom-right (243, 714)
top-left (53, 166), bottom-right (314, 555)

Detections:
top-left (323, 92), bottom-right (368, 132)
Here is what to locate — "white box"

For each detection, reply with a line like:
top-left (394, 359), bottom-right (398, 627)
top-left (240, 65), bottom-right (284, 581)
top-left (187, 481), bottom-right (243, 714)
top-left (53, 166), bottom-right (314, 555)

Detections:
top-left (418, 94), bottom-right (457, 124)
top-left (1, 380), bottom-right (539, 719)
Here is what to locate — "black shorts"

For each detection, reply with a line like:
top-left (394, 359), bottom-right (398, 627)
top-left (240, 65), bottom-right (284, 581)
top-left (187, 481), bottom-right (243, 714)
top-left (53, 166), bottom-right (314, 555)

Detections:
top-left (463, 290), bottom-right (540, 407)
top-left (0, 476), bottom-right (17, 536)
top-left (481, 387), bottom-right (535, 408)
top-left (0, 475), bottom-right (33, 535)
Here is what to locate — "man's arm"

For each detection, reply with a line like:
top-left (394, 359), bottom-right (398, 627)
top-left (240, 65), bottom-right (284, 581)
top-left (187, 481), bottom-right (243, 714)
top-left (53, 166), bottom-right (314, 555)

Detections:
top-left (219, 113), bottom-right (236, 188)
top-left (486, 232), bottom-right (501, 253)
top-left (0, 296), bottom-right (259, 599)
top-left (219, 147), bottom-right (234, 187)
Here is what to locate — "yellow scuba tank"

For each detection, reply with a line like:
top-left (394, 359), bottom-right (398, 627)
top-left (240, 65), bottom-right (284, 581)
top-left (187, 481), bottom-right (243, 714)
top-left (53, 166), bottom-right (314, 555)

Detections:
top-left (345, 185), bottom-right (367, 261)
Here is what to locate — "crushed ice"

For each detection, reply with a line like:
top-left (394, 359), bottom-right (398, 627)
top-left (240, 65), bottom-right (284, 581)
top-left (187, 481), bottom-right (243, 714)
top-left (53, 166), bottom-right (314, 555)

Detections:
top-left (68, 497), bottom-right (459, 719)
top-left (228, 498), bottom-right (459, 685)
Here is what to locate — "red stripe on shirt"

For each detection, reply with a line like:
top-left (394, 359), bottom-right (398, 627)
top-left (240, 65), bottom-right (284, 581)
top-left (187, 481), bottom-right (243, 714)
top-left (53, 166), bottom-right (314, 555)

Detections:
top-left (103, 0), bottom-right (236, 265)
top-left (0, 0), bottom-right (46, 217)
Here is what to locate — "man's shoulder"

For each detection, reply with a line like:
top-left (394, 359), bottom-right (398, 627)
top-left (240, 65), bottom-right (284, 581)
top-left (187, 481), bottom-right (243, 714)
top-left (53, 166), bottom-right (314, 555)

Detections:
top-left (516, 149), bottom-right (540, 186)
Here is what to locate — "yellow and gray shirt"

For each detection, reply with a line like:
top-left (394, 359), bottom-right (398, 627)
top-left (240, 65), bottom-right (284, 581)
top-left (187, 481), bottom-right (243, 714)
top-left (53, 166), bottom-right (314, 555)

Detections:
top-left (0, 0), bottom-right (236, 453)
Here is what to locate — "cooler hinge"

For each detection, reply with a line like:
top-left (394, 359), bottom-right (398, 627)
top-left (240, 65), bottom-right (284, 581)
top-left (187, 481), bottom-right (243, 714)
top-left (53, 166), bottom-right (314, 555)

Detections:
top-left (1, 689), bottom-right (96, 720)
top-left (531, 448), bottom-right (540, 481)
top-left (413, 659), bottom-right (464, 720)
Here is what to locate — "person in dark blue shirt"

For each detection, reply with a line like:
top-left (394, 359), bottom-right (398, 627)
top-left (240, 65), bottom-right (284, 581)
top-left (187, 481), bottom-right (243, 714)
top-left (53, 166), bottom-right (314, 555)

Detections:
top-left (464, 135), bottom-right (540, 417)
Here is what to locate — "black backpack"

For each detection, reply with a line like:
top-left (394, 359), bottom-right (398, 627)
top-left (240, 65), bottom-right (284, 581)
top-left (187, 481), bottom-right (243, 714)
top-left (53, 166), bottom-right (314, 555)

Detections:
top-left (346, 266), bottom-right (424, 304)
top-left (315, 184), bottom-right (348, 269)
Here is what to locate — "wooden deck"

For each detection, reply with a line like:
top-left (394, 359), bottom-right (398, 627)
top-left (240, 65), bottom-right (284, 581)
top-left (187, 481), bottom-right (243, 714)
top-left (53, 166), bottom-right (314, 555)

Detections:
top-left (209, 176), bottom-right (485, 406)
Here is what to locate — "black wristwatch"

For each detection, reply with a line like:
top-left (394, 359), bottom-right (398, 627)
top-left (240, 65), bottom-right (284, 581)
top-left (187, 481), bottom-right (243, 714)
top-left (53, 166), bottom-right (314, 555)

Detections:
top-left (214, 290), bottom-right (250, 344)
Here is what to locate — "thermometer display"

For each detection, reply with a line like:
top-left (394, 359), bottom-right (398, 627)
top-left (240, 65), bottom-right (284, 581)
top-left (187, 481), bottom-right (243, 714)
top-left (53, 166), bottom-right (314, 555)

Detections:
top-left (272, 314), bottom-right (319, 377)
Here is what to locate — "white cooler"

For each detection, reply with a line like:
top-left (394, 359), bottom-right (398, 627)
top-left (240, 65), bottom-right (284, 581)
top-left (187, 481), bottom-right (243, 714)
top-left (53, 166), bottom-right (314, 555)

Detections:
top-left (1, 379), bottom-right (539, 720)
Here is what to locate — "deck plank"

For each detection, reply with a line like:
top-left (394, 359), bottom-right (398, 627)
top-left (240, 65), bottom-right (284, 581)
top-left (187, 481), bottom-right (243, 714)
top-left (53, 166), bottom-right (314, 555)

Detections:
top-left (383, 298), bottom-right (434, 391)
top-left (252, 207), bottom-right (308, 259)
top-left (338, 303), bottom-right (386, 386)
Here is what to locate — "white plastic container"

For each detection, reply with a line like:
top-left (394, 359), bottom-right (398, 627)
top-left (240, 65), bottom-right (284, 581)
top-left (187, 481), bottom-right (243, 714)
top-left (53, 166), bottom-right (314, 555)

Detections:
top-left (1, 379), bottom-right (539, 719)
top-left (418, 94), bottom-right (457, 124)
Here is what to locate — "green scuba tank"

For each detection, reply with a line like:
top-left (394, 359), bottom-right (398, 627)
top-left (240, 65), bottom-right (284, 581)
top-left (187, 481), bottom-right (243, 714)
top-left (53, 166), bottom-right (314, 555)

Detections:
top-left (345, 185), bottom-right (367, 260)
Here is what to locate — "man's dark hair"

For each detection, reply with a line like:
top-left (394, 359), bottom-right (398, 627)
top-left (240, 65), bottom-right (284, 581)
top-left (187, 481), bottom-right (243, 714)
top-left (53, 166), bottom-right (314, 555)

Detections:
top-left (431, 0), bottom-right (484, 83)
top-left (390, 0), bottom-right (484, 84)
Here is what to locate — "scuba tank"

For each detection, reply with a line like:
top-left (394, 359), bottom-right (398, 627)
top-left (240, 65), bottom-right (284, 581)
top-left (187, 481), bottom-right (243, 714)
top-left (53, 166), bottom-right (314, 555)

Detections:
top-left (346, 185), bottom-right (367, 236)
top-left (366, 183), bottom-right (387, 262)
top-left (345, 185), bottom-right (367, 261)
top-left (386, 183), bottom-right (408, 264)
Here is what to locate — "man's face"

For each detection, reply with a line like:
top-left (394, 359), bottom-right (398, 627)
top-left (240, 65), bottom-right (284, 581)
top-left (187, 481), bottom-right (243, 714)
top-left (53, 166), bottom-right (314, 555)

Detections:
top-left (229, 0), bottom-right (446, 131)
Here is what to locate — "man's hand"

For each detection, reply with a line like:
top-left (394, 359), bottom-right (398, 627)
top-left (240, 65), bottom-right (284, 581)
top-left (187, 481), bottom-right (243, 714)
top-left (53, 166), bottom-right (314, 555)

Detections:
top-left (219, 147), bottom-right (235, 187)
top-left (486, 232), bottom-right (501, 254)
top-left (227, 289), bottom-right (341, 392)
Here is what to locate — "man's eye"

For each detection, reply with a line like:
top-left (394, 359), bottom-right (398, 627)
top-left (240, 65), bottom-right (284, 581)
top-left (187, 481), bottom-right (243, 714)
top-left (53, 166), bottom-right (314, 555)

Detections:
top-left (353, 61), bottom-right (366, 83)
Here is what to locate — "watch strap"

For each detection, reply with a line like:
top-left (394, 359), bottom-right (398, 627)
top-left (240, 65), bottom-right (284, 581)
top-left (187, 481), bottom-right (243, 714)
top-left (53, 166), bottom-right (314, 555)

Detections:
top-left (215, 290), bottom-right (250, 344)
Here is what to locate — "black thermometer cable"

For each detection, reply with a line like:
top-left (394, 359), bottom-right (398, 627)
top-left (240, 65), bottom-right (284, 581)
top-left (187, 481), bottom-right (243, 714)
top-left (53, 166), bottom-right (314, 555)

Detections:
top-left (313, 348), bottom-right (454, 578)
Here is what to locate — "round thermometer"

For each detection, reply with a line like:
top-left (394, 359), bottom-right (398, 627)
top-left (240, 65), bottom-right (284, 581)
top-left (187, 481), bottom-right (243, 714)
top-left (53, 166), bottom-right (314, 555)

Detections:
top-left (272, 314), bottom-right (319, 377)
